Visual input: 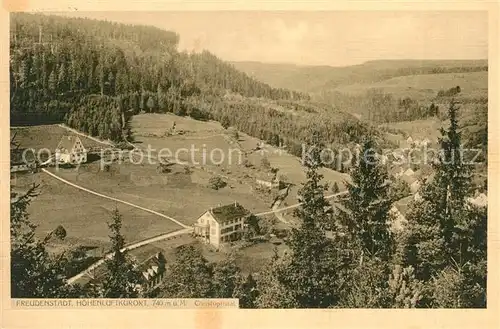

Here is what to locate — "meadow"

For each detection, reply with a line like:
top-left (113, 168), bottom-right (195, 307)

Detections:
top-left (11, 125), bottom-right (105, 152)
top-left (333, 71), bottom-right (488, 101)
top-left (131, 113), bottom-right (350, 201)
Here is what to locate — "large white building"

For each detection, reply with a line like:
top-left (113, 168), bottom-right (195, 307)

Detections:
top-left (193, 202), bottom-right (250, 249)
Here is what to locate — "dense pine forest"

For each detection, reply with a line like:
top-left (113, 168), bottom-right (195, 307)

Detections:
top-left (10, 13), bottom-right (309, 137)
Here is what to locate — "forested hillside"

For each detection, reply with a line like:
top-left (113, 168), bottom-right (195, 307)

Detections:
top-left (10, 13), bottom-right (378, 167)
top-left (9, 13), bottom-right (309, 138)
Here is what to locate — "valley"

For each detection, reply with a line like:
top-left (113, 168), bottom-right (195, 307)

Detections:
top-left (9, 11), bottom-right (488, 308)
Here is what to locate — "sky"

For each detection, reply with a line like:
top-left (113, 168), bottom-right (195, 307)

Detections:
top-left (54, 11), bottom-right (488, 67)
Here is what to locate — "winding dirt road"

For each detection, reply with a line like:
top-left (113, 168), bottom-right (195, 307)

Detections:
top-left (255, 191), bottom-right (348, 216)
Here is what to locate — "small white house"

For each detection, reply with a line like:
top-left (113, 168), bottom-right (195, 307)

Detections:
top-left (421, 138), bottom-right (431, 147)
top-left (401, 174), bottom-right (421, 193)
top-left (467, 193), bottom-right (487, 208)
top-left (193, 202), bottom-right (250, 249)
top-left (255, 172), bottom-right (280, 189)
top-left (10, 148), bottom-right (36, 173)
top-left (56, 135), bottom-right (87, 164)
top-left (403, 168), bottom-right (415, 177)
top-left (135, 252), bottom-right (166, 293)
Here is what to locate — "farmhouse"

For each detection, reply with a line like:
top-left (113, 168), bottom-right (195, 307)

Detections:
top-left (56, 135), bottom-right (87, 164)
top-left (135, 252), bottom-right (166, 293)
top-left (193, 202), bottom-right (250, 249)
top-left (255, 172), bottom-right (280, 189)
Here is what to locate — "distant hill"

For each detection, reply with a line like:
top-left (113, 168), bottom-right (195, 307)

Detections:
top-left (232, 59), bottom-right (488, 123)
top-left (332, 71), bottom-right (488, 101)
top-left (231, 59), bottom-right (488, 94)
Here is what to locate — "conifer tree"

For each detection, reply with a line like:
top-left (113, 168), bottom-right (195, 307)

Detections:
top-left (100, 208), bottom-right (141, 298)
top-left (234, 274), bottom-right (259, 308)
top-left (340, 138), bottom-right (394, 261)
top-left (256, 251), bottom-right (298, 308)
top-left (332, 181), bottom-right (340, 194)
top-left (403, 101), bottom-right (475, 281)
top-left (259, 133), bottom-right (340, 308)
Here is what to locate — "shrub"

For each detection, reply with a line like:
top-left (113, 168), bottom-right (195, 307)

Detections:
top-left (53, 225), bottom-right (67, 240)
top-left (208, 176), bottom-right (227, 190)
top-left (390, 179), bottom-right (411, 201)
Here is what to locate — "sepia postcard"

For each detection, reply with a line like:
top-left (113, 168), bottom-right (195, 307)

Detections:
top-left (1, 1), bottom-right (499, 328)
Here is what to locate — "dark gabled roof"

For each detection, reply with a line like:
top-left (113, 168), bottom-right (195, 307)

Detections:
top-left (136, 252), bottom-right (166, 282)
top-left (57, 135), bottom-right (85, 152)
top-left (210, 203), bottom-right (250, 224)
top-left (255, 171), bottom-right (277, 182)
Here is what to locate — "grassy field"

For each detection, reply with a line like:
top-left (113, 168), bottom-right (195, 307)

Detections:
top-left (334, 71), bottom-right (488, 101)
top-left (131, 113), bottom-right (350, 202)
top-left (13, 172), bottom-right (181, 247)
top-left (12, 115), bottom-right (349, 268)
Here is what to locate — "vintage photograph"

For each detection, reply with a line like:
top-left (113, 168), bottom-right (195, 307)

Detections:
top-left (9, 11), bottom-right (488, 308)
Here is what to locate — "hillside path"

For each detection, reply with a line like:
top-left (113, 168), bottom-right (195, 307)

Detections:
top-left (255, 191), bottom-right (348, 216)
